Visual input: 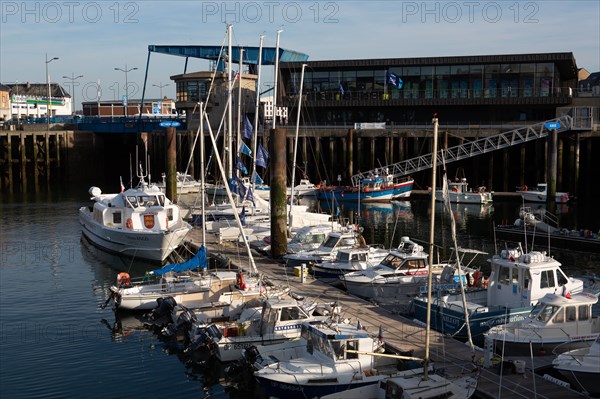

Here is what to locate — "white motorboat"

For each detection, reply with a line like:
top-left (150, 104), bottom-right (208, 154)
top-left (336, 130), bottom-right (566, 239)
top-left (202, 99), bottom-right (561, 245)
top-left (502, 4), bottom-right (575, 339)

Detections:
top-left (187, 297), bottom-right (340, 362)
top-left (156, 171), bottom-right (201, 194)
top-left (106, 247), bottom-right (264, 311)
top-left (249, 223), bottom-right (341, 254)
top-left (312, 246), bottom-right (390, 285)
top-left (79, 176), bottom-right (192, 263)
top-left (553, 333), bottom-right (600, 397)
top-left (435, 178), bottom-right (492, 204)
top-left (287, 178), bottom-right (320, 197)
top-left (283, 227), bottom-right (361, 268)
top-left (516, 183), bottom-right (569, 203)
top-left (485, 292), bottom-right (600, 356)
top-left (253, 321), bottom-right (413, 399)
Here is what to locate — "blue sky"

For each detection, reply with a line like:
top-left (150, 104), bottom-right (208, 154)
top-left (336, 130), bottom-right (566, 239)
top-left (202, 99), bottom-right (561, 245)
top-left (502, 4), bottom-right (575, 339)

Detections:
top-left (1, 0), bottom-right (599, 107)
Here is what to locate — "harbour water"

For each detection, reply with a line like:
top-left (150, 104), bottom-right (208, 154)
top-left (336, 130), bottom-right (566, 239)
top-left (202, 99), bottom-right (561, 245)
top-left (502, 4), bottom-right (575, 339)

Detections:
top-left (1, 186), bottom-right (598, 399)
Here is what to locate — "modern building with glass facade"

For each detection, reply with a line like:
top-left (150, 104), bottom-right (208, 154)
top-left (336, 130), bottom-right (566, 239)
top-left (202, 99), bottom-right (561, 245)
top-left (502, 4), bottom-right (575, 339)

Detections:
top-left (279, 52), bottom-right (579, 125)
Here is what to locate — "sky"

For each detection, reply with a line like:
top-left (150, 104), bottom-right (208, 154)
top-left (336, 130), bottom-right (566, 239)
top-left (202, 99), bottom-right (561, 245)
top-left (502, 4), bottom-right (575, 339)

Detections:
top-left (1, 0), bottom-right (599, 108)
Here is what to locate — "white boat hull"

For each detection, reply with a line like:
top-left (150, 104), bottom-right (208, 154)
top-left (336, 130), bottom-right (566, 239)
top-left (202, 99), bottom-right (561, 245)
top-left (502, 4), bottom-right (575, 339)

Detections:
top-left (79, 208), bottom-right (190, 262)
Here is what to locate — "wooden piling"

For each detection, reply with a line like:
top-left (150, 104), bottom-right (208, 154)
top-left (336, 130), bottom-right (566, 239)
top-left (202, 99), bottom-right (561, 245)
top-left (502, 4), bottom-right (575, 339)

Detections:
top-left (270, 128), bottom-right (287, 259)
top-left (165, 127), bottom-right (177, 202)
top-left (347, 128), bottom-right (354, 178)
top-left (546, 129), bottom-right (558, 210)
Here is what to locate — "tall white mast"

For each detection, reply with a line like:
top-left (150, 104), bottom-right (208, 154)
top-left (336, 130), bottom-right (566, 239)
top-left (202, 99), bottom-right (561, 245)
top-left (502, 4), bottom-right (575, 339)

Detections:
top-left (289, 64), bottom-right (306, 225)
top-left (199, 102), bottom-right (206, 246)
top-left (237, 47), bottom-right (244, 171)
top-left (424, 115), bottom-right (439, 380)
top-left (251, 34), bottom-right (264, 187)
top-left (227, 23), bottom-right (233, 180)
top-left (271, 28), bottom-right (282, 130)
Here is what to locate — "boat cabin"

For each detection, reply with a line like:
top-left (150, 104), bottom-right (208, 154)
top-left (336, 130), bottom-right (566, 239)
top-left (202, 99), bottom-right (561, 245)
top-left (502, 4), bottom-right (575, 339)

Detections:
top-left (528, 292), bottom-right (598, 327)
top-left (487, 247), bottom-right (584, 309)
top-left (302, 322), bottom-right (378, 365)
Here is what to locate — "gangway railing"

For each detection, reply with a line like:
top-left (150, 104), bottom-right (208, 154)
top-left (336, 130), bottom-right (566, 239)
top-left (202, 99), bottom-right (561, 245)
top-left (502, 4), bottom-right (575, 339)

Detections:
top-left (351, 115), bottom-right (573, 186)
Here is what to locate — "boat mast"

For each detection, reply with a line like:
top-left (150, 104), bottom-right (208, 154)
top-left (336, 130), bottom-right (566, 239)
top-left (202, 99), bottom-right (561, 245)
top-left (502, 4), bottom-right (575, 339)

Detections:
top-left (227, 23), bottom-right (233, 180)
top-left (289, 63), bottom-right (306, 226)
top-left (199, 102), bottom-right (206, 246)
top-left (251, 34), bottom-right (264, 190)
top-left (424, 114), bottom-right (439, 380)
top-left (271, 28), bottom-right (282, 130)
top-left (237, 47), bottom-right (244, 170)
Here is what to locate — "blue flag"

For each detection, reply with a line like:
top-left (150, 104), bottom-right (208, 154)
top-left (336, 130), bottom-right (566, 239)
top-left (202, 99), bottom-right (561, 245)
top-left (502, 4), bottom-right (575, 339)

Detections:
top-left (239, 141), bottom-right (252, 156)
top-left (242, 115), bottom-right (253, 140)
top-left (256, 143), bottom-right (269, 168)
top-left (339, 82), bottom-right (344, 96)
top-left (251, 170), bottom-right (264, 185)
top-left (228, 176), bottom-right (241, 195)
top-left (386, 71), bottom-right (403, 89)
top-left (236, 156), bottom-right (248, 175)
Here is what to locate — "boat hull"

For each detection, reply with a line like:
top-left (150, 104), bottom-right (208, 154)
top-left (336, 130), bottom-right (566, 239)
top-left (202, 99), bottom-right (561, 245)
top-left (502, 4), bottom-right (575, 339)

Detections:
top-left (556, 369), bottom-right (600, 396)
top-left (255, 375), bottom-right (381, 399)
top-left (317, 180), bottom-right (414, 203)
top-left (435, 190), bottom-right (493, 204)
top-left (411, 295), bottom-right (532, 343)
top-left (344, 278), bottom-right (428, 304)
top-left (79, 208), bottom-right (190, 262)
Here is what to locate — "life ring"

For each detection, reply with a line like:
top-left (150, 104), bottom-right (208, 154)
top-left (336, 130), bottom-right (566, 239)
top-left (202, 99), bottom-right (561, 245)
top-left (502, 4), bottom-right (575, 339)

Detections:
top-left (117, 272), bottom-right (131, 287)
top-left (520, 185), bottom-right (528, 191)
top-left (236, 271), bottom-right (247, 290)
top-left (125, 218), bottom-right (133, 230)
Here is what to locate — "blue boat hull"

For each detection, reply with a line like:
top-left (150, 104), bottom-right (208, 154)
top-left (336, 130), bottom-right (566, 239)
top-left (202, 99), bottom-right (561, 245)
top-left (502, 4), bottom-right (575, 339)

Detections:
top-left (411, 299), bottom-right (531, 343)
top-left (317, 180), bottom-right (413, 203)
top-left (255, 376), bottom-right (377, 399)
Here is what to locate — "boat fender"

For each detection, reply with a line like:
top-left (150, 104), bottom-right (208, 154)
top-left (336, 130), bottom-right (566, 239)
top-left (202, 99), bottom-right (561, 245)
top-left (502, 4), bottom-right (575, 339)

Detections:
top-left (236, 272), bottom-right (247, 290)
top-left (126, 218), bottom-right (133, 229)
top-left (473, 271), bottom-right (482, 287)
top-left (117, 272), bottom-right (131, 287)
top-left (520, 185), bottom-right (528, 191)
top-left (451, 186), bottom-right (459, 192)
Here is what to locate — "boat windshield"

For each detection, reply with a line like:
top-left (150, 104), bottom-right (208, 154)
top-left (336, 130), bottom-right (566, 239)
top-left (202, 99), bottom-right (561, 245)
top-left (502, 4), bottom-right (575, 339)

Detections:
top-left (534, 304), bottom-right (561, 322)
top-left (294, 233), bottom-right (326, 244)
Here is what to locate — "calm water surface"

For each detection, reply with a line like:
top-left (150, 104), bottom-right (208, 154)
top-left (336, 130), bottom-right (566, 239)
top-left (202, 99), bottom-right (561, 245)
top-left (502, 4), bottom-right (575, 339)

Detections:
top-left (1, 188), bottom-right (598, 399)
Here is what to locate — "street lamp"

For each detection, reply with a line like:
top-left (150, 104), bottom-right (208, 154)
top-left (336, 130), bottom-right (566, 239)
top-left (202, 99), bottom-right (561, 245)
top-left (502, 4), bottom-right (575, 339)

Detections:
top-left (45, 54), bottom-right (59, 131)
top-left (114, 64), bottom-right (138, 117)
top-left (63, 73), bottom-right (83, 115)
top-left (152, 82), bottom-right (169, 100)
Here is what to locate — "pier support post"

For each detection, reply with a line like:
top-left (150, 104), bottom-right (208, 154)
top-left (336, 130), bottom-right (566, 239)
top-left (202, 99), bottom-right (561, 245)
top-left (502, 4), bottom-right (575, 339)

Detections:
top-left (188, 130), bottom-right (194, 178)
top-left (20, 133), bottom-right (26, 191)
top-left (270, 128), bottom-right (288, 259)
top-left (572, 133), bottom-right (580, 200)
top-left (520, 145), bottom-right (526, 187)
top-left (503, 148), bottom-right (509, 192)
top-left (329, 138), bottom-right (335, 181)
top-left (370, 137), bottom-right (376, 170)
top-left (7, 134), bottom-right (13, 192)
top-left (357, 134), bottom-right (363, 176)
top-left (165, 127), bottom-right (177, 202)
top-left (557, 137), bottom-right (564, 190)
top-left (546, 129), bottom-right (558, 210)
top-left (347, 128), bottom-right (354, 179)
top-left (33, 134), bottom-right (39, 189)
top-left (45, 132), bottom-right (50, 184)
top-left (487, 154), bottom-right (493, 191)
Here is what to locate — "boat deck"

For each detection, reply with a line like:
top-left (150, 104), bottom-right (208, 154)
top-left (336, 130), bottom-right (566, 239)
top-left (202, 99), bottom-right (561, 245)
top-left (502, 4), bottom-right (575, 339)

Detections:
top-left (186, 228), bottom-right (588, 398)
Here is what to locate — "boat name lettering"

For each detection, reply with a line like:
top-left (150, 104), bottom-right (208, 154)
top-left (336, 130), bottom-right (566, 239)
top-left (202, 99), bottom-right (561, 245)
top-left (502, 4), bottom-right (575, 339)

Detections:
top-left (442, 315), bottom-right (460, 326)
top-left (270, 381), bottom-right (303, 391)
top-left (125, 236), bottom-right (149, 242)
top-left (224, 343), bottom-right (253, 350)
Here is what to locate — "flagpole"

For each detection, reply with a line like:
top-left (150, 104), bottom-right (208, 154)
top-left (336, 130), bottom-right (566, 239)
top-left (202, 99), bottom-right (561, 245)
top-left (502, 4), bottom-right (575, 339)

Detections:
top-left (227, 23), bottom-right (233, 180)
top-left (272, 28), bottom-right (282, 129)
top-left (200, 101), bottom-right (206, 246)
top-left (237, 47), bottom-right (244, 178)
top-left (289, 64), bottom-right (306, 226)
top-left (251, 34), bottom-right (264, 192)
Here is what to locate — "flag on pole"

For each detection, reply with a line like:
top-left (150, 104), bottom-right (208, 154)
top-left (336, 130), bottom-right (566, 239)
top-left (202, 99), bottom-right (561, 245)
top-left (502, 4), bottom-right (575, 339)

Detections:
top-left (251, 170), bottom-right (264, 185)
top-left (386, 71), bottom-right (403, 89)
top-left (119, 176), bottom-right (125, 192)
top-left (242, 115), bottom-right (253, 139)
top-left (339, 82), bottom-right (345, 96)
top-left (235, 156), bottom-right (248, 175)
top-left (256, 143), bottom-right (269, 168)
top-left (239, 141), bottom-right (252, 156)
top-left (356, 320), bottom-right (363, 330)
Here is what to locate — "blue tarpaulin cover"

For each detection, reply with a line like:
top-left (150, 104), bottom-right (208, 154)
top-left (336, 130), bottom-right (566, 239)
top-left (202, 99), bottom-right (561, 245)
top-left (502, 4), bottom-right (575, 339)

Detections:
top-left (151, 246), bottom-right (207, 275)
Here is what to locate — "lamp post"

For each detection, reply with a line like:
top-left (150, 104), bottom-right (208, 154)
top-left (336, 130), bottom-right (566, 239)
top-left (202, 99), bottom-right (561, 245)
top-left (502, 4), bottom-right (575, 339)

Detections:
top-left (152, 82), bottom-right (169, 100)
top-left (45, 54), bottom-right (59, 132)
top-left (114, 64), bottom-right (137, 117)
top-left (63, 73), bottom-right (83, 115)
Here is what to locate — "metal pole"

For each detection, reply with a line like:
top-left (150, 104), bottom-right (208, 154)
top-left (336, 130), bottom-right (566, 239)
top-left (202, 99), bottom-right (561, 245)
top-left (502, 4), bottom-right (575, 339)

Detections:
top-left (251, 34), bottom-right (264, 190)
top-left (227, 23), bottom-right (233, 180)
top-left (63, 73), bottom-right (83, 114)
top-left (272, 28), bottom-right (282, 129)
top-left (45, 54), bottom-right (59, 128)
top-left (289, 64), bottom-right (306, 225)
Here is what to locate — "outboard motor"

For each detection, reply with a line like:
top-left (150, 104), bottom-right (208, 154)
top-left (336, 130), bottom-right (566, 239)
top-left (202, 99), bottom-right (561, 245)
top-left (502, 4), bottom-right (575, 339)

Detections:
top-left (146, 296), bottom-right (178, 326)
top-left (162, 306), bottom-right (197, 344)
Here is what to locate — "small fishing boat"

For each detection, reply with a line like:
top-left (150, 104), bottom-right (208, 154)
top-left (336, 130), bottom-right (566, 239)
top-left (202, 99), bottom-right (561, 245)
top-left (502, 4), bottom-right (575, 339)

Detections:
top-left (79, 172), bottom-right (191, 263)
top-left (485, 292), bottom-right (600, 356)
top-left (105, 247), bottom-right (264, 311)
top-left (317, 172), bottom-right (414, 203)
top-left (253, 321), bottom-right (412, 399)
top-left (283, 227), bottom-right (362, 268)
top-left (435, 178), bottom-right (492, 204)
top-left (287, 178), bottom-right (319, 197)
top-left (156, 171), bottom-right (201, 194)
top-left (553, 333), bottom-right (600, 397)
top-left (516, 183), bottom-right (569, 203)
top-left (312, 246), bottom-right (389, 285)
top-left (410, 245), bottom-right (587, 343)
top-left (186, 297), bottom-right (340, 362)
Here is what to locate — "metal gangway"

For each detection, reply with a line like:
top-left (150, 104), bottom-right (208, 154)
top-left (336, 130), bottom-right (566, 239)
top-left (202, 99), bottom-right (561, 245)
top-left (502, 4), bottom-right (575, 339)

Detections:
top-left (351, 115), bottom-right (573, 186)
